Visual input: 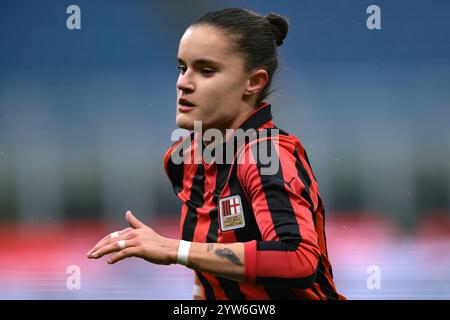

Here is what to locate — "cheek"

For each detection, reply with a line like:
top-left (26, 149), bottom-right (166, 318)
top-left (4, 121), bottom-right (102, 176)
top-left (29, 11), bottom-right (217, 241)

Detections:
top-left (204, 76), bottom-right (245, 103)
top-left (197, 73), bottom-right (247, 120)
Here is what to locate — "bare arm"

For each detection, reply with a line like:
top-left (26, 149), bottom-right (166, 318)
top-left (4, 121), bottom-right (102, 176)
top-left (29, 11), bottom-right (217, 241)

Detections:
top-left (185, 242), bottom-right (245, 282)
top-left (87, 211), bottom-right (245, 283)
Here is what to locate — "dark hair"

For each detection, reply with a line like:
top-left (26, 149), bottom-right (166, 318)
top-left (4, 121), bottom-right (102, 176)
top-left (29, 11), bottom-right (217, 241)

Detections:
top-left (192, 8), bottom-right (289, 103)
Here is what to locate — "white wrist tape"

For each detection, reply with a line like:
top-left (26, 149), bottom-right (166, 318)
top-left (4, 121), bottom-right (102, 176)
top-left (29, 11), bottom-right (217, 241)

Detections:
top-left (193, 284), bottom-right (203, 297)
top-left (177, 240), bottom-right (191, 266)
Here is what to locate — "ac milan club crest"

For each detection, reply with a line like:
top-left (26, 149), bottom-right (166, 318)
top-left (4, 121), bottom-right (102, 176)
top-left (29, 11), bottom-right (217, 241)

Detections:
top-left (218, 195), bottom-right (245, 231)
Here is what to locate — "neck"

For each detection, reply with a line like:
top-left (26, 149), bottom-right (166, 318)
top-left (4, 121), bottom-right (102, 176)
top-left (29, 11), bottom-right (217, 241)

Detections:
top-left (205, 100), bottom-right (257, 147)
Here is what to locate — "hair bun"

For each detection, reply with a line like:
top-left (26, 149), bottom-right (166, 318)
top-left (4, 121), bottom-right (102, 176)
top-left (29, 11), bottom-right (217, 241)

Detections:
top-left (266, 13), bottom-right (289, 46)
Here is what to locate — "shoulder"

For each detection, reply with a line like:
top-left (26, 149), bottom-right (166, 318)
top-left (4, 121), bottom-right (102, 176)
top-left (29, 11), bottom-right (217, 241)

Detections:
top-left (163, 131), bottom-right (195, 179)
top-left (236, 128), bottom-right (304, 180)
top-left (236, 128), bottom-right (319, 195)
top-left (236, 127), bottom-right (302, 166)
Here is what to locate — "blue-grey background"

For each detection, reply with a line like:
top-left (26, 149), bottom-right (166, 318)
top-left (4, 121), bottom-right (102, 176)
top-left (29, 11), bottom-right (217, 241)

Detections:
top-left (1, 0), bottom-right (449, 299)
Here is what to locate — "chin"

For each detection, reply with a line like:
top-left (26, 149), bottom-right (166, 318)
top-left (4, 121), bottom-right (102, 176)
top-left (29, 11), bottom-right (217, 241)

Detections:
top-left (176, 114), bottom-right (194, 130)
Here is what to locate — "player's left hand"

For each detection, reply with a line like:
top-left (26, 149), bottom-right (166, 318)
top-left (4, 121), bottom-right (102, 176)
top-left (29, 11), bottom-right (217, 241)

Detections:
top-left (86, 210), bottom-right (178, 265)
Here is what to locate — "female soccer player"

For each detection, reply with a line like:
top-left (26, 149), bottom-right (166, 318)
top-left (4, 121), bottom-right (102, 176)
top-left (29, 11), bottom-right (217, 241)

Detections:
top-left (87, 8), bottom-right (345, 300)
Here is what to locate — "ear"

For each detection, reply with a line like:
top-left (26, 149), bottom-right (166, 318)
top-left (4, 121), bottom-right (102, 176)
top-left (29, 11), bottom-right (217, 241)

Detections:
top-left (243, 69), bottom-right (269, 97)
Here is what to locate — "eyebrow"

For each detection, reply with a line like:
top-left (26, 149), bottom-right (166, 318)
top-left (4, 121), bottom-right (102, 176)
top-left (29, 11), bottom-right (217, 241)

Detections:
top-left (177, 58), bottom-right (223, 68)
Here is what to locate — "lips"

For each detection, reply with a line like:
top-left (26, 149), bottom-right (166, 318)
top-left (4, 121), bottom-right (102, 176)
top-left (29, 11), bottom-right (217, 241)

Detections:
top-left (178, 98), bottom-right (196, 107)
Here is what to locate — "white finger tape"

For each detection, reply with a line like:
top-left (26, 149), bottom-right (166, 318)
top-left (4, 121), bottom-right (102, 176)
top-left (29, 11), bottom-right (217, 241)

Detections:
top-left (118, 240), bottom-right (126, 250)
top-left (110, 231), bottom-right (119, 238)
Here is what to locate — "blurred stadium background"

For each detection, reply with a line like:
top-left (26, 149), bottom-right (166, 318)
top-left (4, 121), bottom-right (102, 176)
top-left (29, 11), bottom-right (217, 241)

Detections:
top-left (1, 0), bottom-right (449, 299)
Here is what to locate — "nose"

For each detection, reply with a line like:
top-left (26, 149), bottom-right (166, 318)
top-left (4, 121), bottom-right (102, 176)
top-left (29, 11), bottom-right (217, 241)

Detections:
top-left (176, 71), bottom-right (195, 93)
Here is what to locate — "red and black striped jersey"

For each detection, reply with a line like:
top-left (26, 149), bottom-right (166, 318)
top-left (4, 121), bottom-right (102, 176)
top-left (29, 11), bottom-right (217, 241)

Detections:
top-left (164, 103), bottom-right (345, 300)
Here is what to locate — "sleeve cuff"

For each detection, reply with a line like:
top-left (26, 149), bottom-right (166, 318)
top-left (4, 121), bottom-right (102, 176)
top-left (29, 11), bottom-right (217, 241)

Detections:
top-left (244, 240), bottom-right (257, 283)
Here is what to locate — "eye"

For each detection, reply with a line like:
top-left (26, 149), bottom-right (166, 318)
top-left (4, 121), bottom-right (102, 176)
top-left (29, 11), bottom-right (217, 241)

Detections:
top-left (200, 68), bottom-right (215, 76)
top-left (177, 65), bottom-right (187, 74)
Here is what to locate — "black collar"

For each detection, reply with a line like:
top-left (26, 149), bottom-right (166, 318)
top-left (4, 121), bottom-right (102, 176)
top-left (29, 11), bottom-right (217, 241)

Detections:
top-left (199, 103), bottom-right (273, 165)
top-left (238, 103), bottom-right (272, 131)
top-left (218, 103), bottom-right (273, 161)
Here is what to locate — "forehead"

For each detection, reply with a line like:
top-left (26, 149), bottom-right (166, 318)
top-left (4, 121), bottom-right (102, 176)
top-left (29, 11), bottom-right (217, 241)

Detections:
top-left (178, 25), bottom-right (240, 63)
